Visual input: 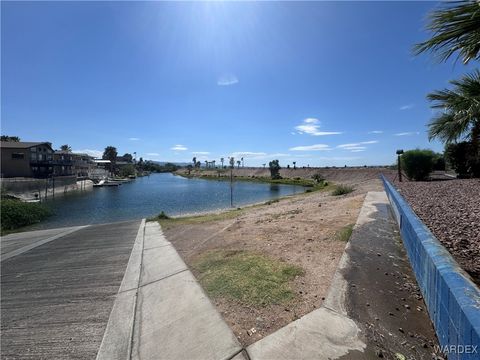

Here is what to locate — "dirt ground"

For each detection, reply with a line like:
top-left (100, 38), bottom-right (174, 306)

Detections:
top-left (163, 175), bottom-right (383, 346)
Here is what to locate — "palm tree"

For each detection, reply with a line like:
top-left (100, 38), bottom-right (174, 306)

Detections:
top-left (293, 161), bottom-right (296, 169)
top-left (241, 157), bottom-right (244, 167)
top-left (414, 0), bottom-right (480, 64)
top-left (427, 69), bottom-right (480, 160)
top-left (205, 160), bottom-right (208, 168)
top-left (236, 160), bottom-right (241, 169)
top-left (192, 157), bottom-right (196, 166)
top-left (60, 144), bottom-right (72, 152)
top-left (220, 157), bottom-right (224, 168)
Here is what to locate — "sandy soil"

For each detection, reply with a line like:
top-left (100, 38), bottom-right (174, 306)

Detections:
top-left (163, 174), bottom-right (383, 346)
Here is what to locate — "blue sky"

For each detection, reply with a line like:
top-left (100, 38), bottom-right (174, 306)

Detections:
top-left (1, 1), bottom-right (474, 166)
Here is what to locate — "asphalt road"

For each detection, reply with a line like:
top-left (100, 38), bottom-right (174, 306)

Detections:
top-left (1, 220), bottom-right (141, 359)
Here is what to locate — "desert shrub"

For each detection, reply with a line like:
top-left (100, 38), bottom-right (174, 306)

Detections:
top-left (1, 199), bottom-right (52, 231)
top-left (332, 185), bottom-right (354, 196)
top-left (401, 149), bottom-right (436, 181)
top-left (433, 153), bottom-right (446, 171)
top-left (312, 173), bottom-right (325, 183)
top-left (445, 142), bottom-right (480, 178)
top-left (156, 211), bottom-right (170, 219)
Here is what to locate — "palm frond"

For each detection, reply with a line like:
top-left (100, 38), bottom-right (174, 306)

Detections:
top-left (414, 1), bottom-right (480, 64)
top-left (427, 69), bottom-right (480, 142)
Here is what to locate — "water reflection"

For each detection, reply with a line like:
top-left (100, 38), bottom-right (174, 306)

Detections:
top-left (35, 173), bottom-right (305, 229)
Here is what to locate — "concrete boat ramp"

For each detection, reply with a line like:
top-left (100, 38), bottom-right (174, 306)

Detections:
top-left (1, 192), bottom-right (439, 359)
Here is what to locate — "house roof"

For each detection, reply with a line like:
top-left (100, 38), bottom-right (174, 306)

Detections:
top-left (0, 141), bottom-right (52, 150)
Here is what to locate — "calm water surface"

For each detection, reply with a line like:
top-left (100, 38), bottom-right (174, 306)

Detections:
top-left (36, 173), bottom-right (305, 229)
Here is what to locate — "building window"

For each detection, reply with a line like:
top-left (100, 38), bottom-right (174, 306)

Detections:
top-left (12, 153), bottom-right (25, 160)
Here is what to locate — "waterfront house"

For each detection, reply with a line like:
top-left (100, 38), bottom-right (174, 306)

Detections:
top-left (1, 141), bottom-right (55, 178)
top-left (53, 150), bottom-right (74, 177)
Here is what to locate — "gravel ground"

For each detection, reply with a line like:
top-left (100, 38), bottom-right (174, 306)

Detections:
top-left (393, 178), bottom-right (480, 286)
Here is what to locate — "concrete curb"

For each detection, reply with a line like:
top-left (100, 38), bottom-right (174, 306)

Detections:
top-left (97, 219), bottom-right (242, 360)
top-left (382, 176), bottom-right (480, 357)
top-left (96, 218), bottom-right (146, 360)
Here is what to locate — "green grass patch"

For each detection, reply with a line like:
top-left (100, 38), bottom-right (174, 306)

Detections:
top-left (335, 224), bottom-right (355, 242)
top-left (193, 250), bottom-right (304, 306)
top-left (331, 184), bottom-right (355, 196)
top-left (1, 198), bottom-right (52, 232)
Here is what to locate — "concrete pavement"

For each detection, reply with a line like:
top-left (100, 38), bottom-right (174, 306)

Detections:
top-left (1, 220), bottom-right (141, 359)
top-left (97, 221), bottom-right (242, 360)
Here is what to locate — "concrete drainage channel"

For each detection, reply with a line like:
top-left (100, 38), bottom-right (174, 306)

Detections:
top-left (382, 176), bottom-right (480, 358)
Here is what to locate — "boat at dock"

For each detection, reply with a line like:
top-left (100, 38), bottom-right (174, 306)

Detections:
top-left (93, 179), bottom-right (122, 187)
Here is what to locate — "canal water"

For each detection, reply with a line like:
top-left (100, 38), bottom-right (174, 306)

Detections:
top-left (36, 173), bottom-right (305, 229)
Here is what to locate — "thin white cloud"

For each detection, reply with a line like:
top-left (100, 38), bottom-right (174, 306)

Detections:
top-left (351, 149), bottom-right (366, 152)
top-left (399, 104), bottom-right (414, 111)
top-left (217, 74), bottom-right (238, 86)
top-left (171, 144), bottom-right (188, 151)
top-left (289, 144), bottom-right (331, 151)
top-left (294, 118), bottom-right (342, 136)
top-left (394, 132), bottom-right (420, 136)
top-left (229, 152), bottom-right (291, 160)
top-left (337, 140), bottom-right (378, 150)
top-left (231, 151), bottom-right (267, 158)
top-left (337, 143), bottom-right (360, 149)
top-left (128, 137), bottom-right (140, 141)
top-left (73, 149), bottom-right (103, 158)
top-left (191, 151), bottom-right (210, 155)
top-left (146, 152), bottom-right (160, 156)
top-left (368, 130), bottom-right (383, 134)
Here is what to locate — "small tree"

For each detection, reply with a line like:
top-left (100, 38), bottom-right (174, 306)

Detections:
top-left (401, 149), bottom-right (436, 181)
top-left (220, 157), bottom-right (224, 168)
top-left (119, 164), bottom-right (136, 177)
top-left (60, 144), bottom-right (72, 152)
top-left (103, 146), bottom-right (118, 174)
top-left (229, 157), bottom-right (235, 169)
top-left (269, 160), bottom-right (281, 179)
top-left (192, 157), bottom-right (197, 166)
top-left (293, 161), bottom-right (296, 169)
top-left (1, 135), bottom-right (20, 142)
top-left (122, 153), bottom-right (133, 163)
top-left (312, 173), bottom-right (325, 183)
top-left (236, 160), bottom-right (241, 169)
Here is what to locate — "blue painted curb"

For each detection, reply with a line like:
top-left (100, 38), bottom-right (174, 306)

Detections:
top-left (381, 175), bottom-right (480, 360)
